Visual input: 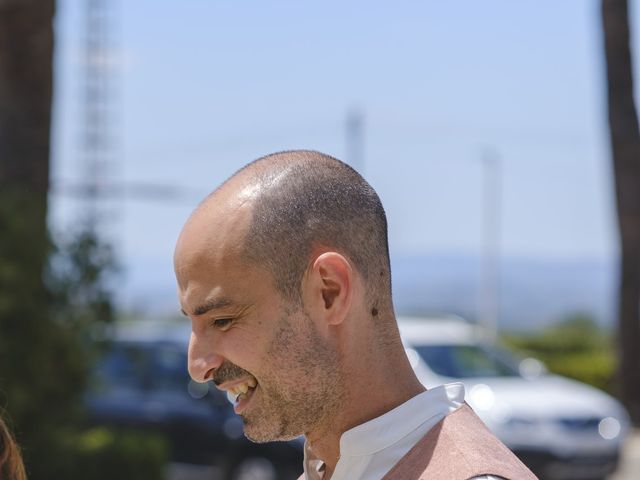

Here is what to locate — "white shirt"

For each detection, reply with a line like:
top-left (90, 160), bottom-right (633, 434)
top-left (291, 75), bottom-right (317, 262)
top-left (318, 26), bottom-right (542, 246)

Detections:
top-left (302, 383), bottom-right (503, 480)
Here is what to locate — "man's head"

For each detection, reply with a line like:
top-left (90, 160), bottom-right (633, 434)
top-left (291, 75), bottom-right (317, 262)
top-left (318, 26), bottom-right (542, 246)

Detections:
top-left (234, 150), bottom-right (392, 313)
top-left (174, 150), bottom-right (396, 442)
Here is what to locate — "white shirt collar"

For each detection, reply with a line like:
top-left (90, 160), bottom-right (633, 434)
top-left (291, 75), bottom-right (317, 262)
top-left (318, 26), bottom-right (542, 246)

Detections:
top-left (339, 383), bottom-right (464, 457)
top-left (303, 383), bottom-right (465, 479)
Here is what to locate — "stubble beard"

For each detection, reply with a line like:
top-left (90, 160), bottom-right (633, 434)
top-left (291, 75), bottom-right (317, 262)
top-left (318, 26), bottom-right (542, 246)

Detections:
top-left (241, 309), bottom-right (343, 443)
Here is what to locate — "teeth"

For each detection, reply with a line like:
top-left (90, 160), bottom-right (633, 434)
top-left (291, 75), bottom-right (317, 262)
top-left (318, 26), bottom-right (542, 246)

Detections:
top-left (226, 377), bottom-right (257, 404)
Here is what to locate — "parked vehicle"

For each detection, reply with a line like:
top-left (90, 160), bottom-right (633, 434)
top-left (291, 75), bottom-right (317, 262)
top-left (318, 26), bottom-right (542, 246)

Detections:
top-left (84, 322), bottom-right (303, 480)
top-left (399, 315), bottom-right (630, 480)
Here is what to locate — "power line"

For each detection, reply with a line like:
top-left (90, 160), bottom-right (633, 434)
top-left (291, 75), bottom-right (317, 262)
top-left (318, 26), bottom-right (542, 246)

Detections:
top-left (51, 180), bottom-right (202, 203)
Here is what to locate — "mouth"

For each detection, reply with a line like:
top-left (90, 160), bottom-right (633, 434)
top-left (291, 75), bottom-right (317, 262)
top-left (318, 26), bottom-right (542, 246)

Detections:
top-left (223, 376), bottom-right (258, 414)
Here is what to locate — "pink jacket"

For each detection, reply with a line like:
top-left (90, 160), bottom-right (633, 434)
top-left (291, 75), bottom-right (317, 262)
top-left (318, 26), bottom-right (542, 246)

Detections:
top-left (382, 404), bottom-right (538, 480)
top-left (299, 404), bottom-right (538, 480)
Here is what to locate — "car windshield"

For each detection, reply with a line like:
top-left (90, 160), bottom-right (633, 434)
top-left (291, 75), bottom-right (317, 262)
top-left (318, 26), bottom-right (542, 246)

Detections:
top-left (92, 341), bottom-right (190, 392)
top-left (92, 343), bottom-right (150, 391)
top-left (413, 344), bottom-right (521, 378)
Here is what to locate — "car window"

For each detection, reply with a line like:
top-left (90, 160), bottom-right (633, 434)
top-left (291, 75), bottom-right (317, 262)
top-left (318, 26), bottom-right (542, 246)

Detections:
top-left (91, 341), bottom-right (228, 404)
top-left (413, 344), bottom-right (520, 378)
top-left (151, 344), bottom-right (192, 393)
top-left (92, 343), bottom-right (151, 391)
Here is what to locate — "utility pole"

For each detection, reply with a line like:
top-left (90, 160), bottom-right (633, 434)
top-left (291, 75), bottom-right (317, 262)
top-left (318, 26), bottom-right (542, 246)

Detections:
top-left (346, 107), bottom-right (365, 175)
top-left (479, 148), bottom-right (502, 342)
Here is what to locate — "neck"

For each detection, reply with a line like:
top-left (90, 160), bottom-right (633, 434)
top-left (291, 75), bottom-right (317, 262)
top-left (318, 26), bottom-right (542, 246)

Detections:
top-left (304, 330), bottom-right (425, 474)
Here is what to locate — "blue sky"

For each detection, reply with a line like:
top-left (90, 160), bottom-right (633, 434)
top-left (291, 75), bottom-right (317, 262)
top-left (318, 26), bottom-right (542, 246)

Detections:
top-left (49, 0), bottom-right (632, 311)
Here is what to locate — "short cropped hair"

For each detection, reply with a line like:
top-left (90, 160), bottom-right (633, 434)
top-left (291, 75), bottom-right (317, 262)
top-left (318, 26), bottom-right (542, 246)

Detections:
top-left (238, 150), bottom-right (391, 311)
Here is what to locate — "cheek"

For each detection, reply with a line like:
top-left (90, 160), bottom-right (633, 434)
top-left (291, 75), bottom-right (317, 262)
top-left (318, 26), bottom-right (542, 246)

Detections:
top-left (266, 323), bottom-right (298, 358)
top-left (224, 328), bottom-right (267, 365)
top-left (268, 324), bottom-right (318, 372)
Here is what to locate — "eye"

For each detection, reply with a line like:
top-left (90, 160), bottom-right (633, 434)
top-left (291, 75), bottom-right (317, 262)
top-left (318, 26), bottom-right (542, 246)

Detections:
top-left (211, 318), bottom-right (234, 330)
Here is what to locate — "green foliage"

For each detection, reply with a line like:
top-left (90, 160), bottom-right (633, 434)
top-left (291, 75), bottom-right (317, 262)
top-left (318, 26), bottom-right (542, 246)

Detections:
top-left (0, 194), bottom-right (120, 480)
top-left (502, 313), bottom-right (617, 395)
top-left (0, 192), bottom-right (84, 448)
top-left (46, 228), bottom-right (117, 329)
top-left (36, 428), bottom-right (169, 480)
top-left (541, 351), bottom-right (616, 393)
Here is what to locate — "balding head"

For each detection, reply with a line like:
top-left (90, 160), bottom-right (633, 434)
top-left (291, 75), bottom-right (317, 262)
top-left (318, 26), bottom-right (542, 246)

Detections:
top-left (177, 150), bottom-right (393, 318)
top-left (238, 151), bottom-right (391, 313)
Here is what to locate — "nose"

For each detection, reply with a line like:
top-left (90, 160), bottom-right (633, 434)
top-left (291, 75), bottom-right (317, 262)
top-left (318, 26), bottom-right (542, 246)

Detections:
top-left (188, 331), bottom-right (225, 382)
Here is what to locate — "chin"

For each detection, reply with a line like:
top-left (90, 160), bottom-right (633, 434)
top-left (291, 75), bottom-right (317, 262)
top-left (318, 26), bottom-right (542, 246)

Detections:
top-left (243, 428), bottom-right (283, 444)
top-left (242, 418), bottom-right (301, 444)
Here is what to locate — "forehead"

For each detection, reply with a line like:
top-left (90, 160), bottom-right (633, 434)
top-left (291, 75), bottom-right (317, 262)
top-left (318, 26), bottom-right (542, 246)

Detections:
top-left (174, 189), bottom-right (254, 288)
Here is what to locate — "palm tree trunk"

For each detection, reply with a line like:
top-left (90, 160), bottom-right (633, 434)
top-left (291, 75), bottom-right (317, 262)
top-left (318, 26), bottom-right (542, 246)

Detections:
top-left (0, 0), bottom-right (54, 193)
top-left (0, 0), bottom-right (56, 453)
top-left (602, 0), bottom-right (640, 425)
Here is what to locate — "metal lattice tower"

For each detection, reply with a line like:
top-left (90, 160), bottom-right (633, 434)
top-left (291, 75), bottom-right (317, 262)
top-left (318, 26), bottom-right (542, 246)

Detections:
top-left (80, 0), bottom-right (115, 231)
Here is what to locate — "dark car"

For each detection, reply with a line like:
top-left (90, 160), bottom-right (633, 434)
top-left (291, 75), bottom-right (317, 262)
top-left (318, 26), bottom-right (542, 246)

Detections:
top-left (85, 324), bottom-right (303, 480)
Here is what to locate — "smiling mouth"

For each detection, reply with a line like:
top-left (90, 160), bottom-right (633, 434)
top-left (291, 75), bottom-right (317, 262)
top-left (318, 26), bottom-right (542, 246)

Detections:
top-left (225, 376), bottom-right (258, 406)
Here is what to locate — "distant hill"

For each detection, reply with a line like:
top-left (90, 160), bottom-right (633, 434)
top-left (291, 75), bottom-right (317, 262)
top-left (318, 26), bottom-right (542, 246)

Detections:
top-left (392, 253), bottom-right (617, 332)
top-left (118, 253), bottom-right (618, 332)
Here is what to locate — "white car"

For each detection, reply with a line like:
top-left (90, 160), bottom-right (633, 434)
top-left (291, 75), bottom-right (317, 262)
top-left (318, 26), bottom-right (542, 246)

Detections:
top-left (399, 315), bottom-right (630, 480)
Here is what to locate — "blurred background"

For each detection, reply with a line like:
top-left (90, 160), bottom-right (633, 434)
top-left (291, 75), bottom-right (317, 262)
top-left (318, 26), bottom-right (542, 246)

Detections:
top-left (1, 0), bottom-right (640, 479)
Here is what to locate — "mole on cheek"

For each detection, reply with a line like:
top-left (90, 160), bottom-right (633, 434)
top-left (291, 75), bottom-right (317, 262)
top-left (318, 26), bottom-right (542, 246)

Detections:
top-left (371, 308), bottom-right (379, 316)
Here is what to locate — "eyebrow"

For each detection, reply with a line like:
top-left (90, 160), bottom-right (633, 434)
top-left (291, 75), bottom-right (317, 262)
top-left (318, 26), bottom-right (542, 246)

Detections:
top-left (181, 297), bottom-right (235, 317)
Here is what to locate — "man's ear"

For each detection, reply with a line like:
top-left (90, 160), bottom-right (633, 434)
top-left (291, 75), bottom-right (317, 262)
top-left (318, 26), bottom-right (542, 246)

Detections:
top-left (303, 252), bottom-right (352, 326)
